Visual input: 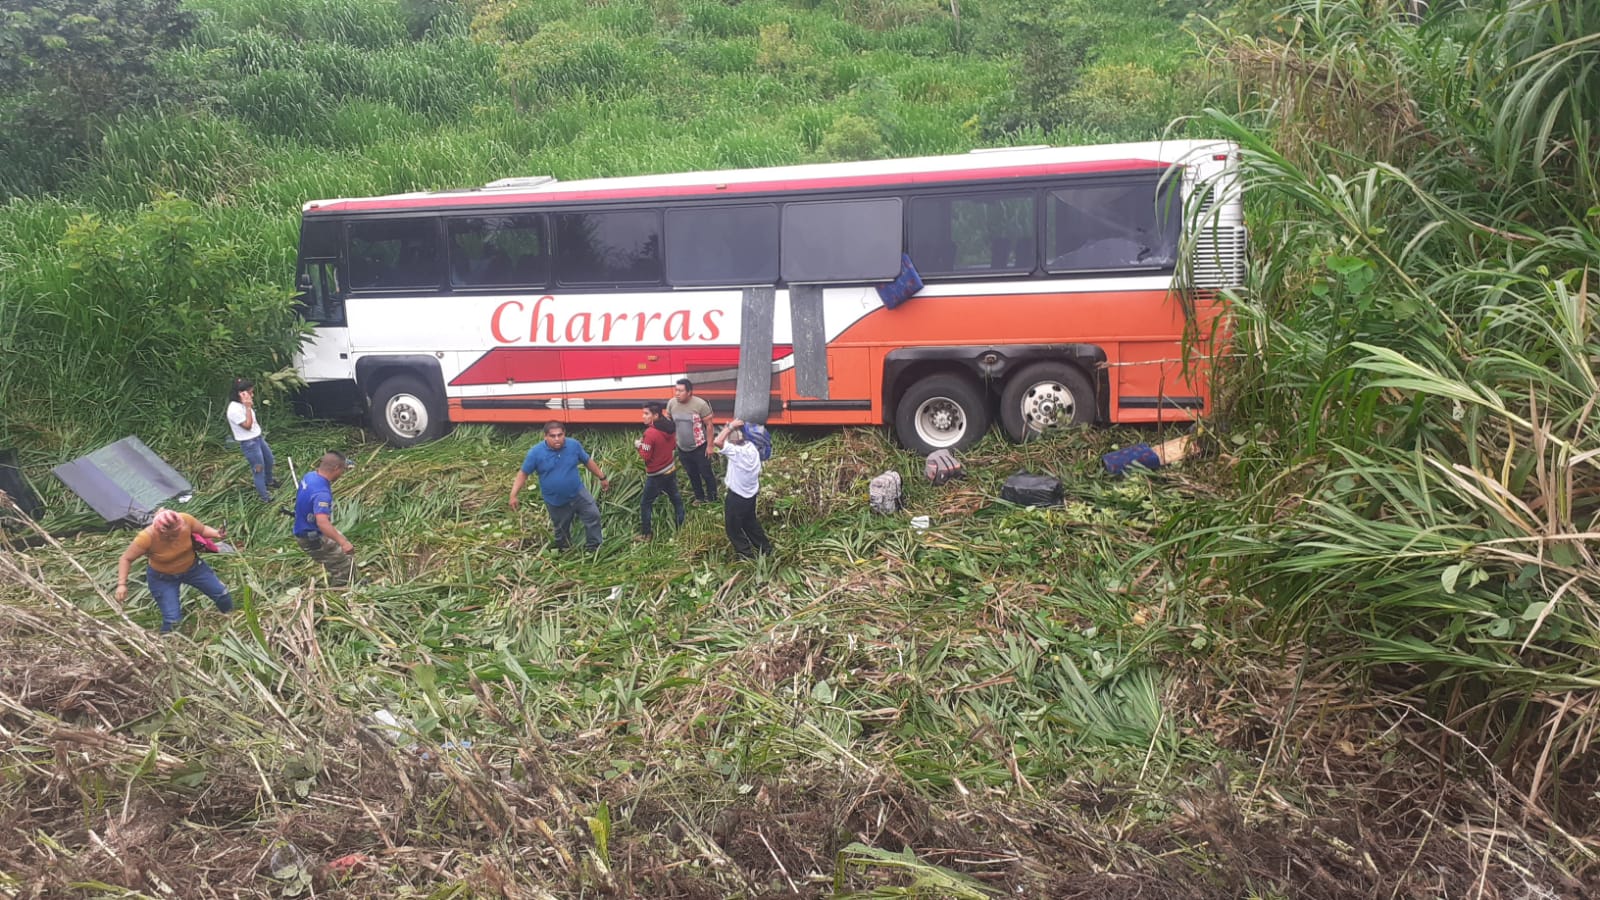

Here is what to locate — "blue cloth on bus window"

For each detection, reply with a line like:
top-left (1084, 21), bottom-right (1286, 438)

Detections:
top-left (876, 254), bottom-right (924, 309)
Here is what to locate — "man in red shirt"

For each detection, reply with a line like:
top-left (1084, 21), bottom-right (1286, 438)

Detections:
top-left (636, 401), bottom-right (686, 541)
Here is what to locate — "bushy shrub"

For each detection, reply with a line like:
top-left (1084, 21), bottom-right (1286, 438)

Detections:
top-left (499, 22), bottom-right (635, 106)
top-left (0, 0), bottom-right (199, 199)
top-left (818, 114), bottom-right (887, 161)
top-left (976, 2), bottom-right (1094, 138)
top-left (1065, 61), bottom-right (1206, 139)
top-left (0, 196), bottom-right (301, 445)
top-left (757, 23), bottom-right (812, 71)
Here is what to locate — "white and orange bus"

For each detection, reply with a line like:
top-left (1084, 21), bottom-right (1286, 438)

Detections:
top-left (291, 141), bottom-right (1244, 451)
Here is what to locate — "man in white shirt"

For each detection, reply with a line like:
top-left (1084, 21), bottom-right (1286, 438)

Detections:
top-left (713, 418), bottom-right (773, 559)
top-left (226, 378), bottom-right (279, 502)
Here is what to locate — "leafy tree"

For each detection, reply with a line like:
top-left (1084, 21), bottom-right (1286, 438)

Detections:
top-left (0, 0), bottom-right (196, 197)
top-left (975, 0), bottom-right (1094, 137)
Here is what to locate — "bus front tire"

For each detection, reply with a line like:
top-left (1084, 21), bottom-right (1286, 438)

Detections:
top-left (368, 375), bottom-right (447, 447)
top-left (894, 374), bottom-right (990, 455)
top-left (999, 362), bottom-right (1095, 442)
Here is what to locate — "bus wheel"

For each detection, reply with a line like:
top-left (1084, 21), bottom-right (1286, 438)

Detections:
top-left (369, 374), bottom-right (446, 447)
top-left (895, 374), bottom-right (990, 454)
top-left (1000, 362), bottom-right (1095, 442)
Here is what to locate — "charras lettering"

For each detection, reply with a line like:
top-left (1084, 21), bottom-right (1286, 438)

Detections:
top-left (491, 297), bottom-right (725, 345)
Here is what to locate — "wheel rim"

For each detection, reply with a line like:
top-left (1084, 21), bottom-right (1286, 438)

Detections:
top-left (913, 396), bottom-right (967, 448)
top-left (384, 393), bottom-right (429, 439)
top-left (1019, 380), bottom-right (1074, 432)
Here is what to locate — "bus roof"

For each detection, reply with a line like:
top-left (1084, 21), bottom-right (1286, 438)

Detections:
top-left (304, 140), bottom-right (1235, 215)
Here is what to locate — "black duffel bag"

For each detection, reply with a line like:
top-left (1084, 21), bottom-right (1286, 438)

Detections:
top-left (1001, 471), bottom-right (1064, 507)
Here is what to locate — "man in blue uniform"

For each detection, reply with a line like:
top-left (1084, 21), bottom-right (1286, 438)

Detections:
top-left (509, 422), bottom-right (610, 551)
top-left (294, 451), bottom-right (356, 586)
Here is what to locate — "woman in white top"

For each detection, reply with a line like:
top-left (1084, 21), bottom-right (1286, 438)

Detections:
top-left (227, 377), bottom-right (279, 501)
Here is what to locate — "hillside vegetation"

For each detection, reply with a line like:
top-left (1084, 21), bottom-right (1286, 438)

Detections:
top-left (3, 0), bottom-right (1600, 897)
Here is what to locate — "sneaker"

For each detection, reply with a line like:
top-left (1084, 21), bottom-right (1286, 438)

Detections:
top-left (634, 534), bottom-right (651, 543)
top-left (266, 478), bottom-right (282, 489)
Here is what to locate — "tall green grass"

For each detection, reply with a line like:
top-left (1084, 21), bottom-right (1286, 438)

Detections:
top-left (1171, 0), bottom-right (1600, 816)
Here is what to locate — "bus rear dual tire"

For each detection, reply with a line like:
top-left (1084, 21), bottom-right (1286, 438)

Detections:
top-left (368, 374), bottom-right (448, 447)
top-left (894, 374), bottom-right (991, 455)
top-left (893, 362), bottom-right (1095, 454)
top-left (998, 362), bottom-right (1095, 442)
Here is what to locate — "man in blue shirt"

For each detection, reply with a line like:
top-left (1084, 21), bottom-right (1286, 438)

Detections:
top-left (294, 451), bottom-right (356, 586)
top-left (509, 421), bottom-right (610, 551)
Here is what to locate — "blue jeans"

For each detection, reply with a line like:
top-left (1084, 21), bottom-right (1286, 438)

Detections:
top-left (546, 484), bottom-right (603, 550)
top-left (239, 436), bottom-right (276, 500)
top-left (146, 560), bottom-right (233, 633)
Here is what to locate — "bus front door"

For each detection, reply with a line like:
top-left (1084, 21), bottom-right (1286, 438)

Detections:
top-left (293, 258), bottom-right (356, 405)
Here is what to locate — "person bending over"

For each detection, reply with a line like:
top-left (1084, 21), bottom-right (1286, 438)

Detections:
top-left (115, 508), bottom-right (233, 632)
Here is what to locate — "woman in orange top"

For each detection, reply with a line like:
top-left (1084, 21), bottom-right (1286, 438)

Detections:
top-left (115, 508), bottom-right (233, 633)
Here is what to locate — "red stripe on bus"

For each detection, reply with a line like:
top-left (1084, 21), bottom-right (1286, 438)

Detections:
top-left (450, 345), bottom-right (793, 386)
top-left (311, 160), bottom-right (1170, 214)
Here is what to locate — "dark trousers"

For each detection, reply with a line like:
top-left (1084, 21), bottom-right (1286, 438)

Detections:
top-left (640, 471), bottom-right (685, 536)
top-left (723, 491), bottom-right (773, 559)
top-left (679, 444), bottom-right (717, 501)
top-left (547, 484), bottom-right (603, 550)
top-left (296, 533), bottom-right (354, 587)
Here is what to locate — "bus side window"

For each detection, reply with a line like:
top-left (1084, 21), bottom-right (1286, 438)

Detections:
top-left (349, 218), bottom-right (444, 291)
top-left (448, 214), bottom-right (549, 288)
top-left (664, 204), bottom-right (779, 287)
top-left (908, 191), bottom-right (1033, 277)
top-left (297, 260), bottom-right (345, 326)
top-left (1044, 179), bottom-right (1179, 273)
top-left (555, 210), bottom-right (662, 287)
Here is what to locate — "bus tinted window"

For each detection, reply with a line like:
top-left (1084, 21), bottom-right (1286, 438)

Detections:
top-left (781, 198), bottom-right (902, 283)
top-left (908, 192), bottom-right (1035, 276)
top-left (348, 218), bottom-right (443, 290)
top-left (665, 205), bottom-right (779, 286)
top-left (448, 215), bottom-right (548, 288)
top-left (1044, 179), bottom-right (1180, 273)
top-left (554, 210), bottom-right (662, 286)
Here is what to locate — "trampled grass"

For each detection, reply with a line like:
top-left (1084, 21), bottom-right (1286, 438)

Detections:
top-left (2, 421), bottom-right (1583, 895)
